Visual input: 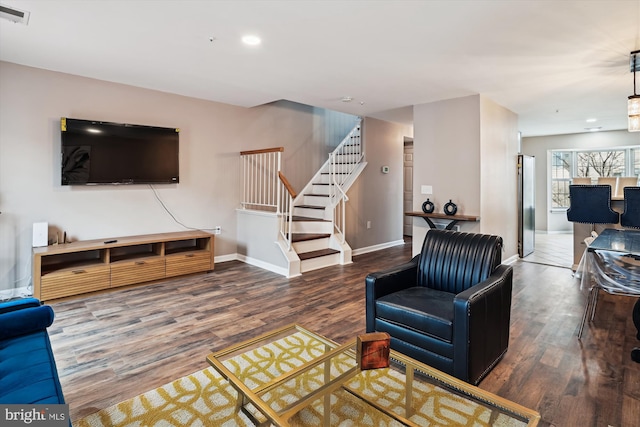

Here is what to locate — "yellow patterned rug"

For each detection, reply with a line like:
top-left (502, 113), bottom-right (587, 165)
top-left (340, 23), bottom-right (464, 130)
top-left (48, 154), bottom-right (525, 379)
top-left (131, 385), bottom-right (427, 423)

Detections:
top-left (75, 332), bottom-right (529, 427)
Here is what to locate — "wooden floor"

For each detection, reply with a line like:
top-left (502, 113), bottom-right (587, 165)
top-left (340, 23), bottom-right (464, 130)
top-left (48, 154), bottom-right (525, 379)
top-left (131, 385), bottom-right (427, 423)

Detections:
top-left (46, 239), bottom-right (640, 426)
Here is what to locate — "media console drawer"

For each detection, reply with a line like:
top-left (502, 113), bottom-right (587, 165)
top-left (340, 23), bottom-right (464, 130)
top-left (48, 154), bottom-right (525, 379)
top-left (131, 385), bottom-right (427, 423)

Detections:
top-left (33, 231), bottom-right (215, 301)
top-left (165, 252), bottom-right (212, 277)
top-left (111, 257), bottom-right (165, 288)
top-left (40, 264), bottom-right (111, 301)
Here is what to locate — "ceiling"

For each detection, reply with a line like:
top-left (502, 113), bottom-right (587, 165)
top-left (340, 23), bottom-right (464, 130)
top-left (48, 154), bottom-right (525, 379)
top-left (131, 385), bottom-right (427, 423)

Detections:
top-left (1, 0), bottom-right (640, 137)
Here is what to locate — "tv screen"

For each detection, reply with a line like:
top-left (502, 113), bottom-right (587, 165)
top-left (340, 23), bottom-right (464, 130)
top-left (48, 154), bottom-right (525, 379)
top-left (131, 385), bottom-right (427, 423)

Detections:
top-left (61, 117), bottom-right (179, 185)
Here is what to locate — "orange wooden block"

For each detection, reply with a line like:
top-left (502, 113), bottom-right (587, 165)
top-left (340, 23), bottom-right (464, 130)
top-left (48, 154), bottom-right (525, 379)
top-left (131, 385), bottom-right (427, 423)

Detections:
top-left (357, 332), bottom-right (391, 370)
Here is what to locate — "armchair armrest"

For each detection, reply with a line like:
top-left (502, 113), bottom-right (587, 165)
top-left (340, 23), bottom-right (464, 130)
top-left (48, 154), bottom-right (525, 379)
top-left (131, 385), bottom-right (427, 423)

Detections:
top-left (365, 256), bottom-right (419, 332)
top-left (0, 297), bottom-right (42, 315)
top-left (452, 264), bottom-right (513, 384)
top-left (0, 299), bottom-right (54, 341)
top-left (366, 256), bottom-right (419, 299)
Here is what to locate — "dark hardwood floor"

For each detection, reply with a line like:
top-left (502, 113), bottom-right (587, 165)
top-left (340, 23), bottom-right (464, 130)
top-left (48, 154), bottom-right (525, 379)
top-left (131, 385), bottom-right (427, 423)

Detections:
top-left (46, 239), bottom-right (640, 426)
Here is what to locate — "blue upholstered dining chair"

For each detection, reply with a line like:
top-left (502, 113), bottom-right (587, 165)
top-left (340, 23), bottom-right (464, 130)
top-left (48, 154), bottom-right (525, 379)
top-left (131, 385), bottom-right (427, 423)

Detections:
top-left (621, 187), bottom-right (640, 228)
top-left (619, 186), bottom-right (640, 364)
top-left (566, 185), bottom-right (619, 227)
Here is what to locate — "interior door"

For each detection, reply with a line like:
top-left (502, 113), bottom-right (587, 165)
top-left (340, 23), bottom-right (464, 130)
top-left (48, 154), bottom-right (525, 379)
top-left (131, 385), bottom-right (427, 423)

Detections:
top-left (518, 154), bottom-right (535, 257)
top-left (403, 144), bottom-right (413, 236)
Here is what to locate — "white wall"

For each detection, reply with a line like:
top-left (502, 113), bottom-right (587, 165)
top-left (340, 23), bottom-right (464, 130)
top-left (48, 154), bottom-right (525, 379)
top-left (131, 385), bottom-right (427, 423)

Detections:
top-left (480, 96), bottom-right (519, 256)
top-left (412, 95), bottom-right (519, 258)
top-left (412, 96), bottom-right (481, 255)
top-left (0, 62), bottom-right (372, 292)
top-left (346, 117), bottom-right (413, 251)
top-left (521, 130), bottom-right (640, 232)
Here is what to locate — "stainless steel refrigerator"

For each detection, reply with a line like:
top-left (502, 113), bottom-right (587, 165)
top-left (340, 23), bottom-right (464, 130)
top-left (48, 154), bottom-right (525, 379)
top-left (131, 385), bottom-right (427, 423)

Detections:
top-left (518, 154), bottom-right (535, 258)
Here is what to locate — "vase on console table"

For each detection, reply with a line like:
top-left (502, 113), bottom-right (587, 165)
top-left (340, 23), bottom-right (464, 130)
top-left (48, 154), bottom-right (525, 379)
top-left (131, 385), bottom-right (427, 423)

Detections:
top-left (422, 199), bottom-right (435, 214)
top-left (444, 200), bottom-right (457, 216)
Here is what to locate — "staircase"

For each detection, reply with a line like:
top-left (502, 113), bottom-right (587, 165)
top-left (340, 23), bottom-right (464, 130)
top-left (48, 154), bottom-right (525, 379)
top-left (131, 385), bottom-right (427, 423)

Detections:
top-left (280, 122), bottom-right (365, 274)
top-left (239, 120), bottom-right (365, 277)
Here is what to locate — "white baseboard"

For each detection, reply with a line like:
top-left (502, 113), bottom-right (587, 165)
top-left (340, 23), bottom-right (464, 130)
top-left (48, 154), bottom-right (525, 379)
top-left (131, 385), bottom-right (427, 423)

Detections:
top-left (536, 230), bottom-right (572, 235)
top-left (235, 254), bottom-right (295, 278)
top-left (214, 253), bottom-right (239, 264)
top-left (0, 286), bottom-right (32, 302)
top-left (503, 254), bottom-right (519, 265)
top-left (352, 239), bottom-right (406, 256)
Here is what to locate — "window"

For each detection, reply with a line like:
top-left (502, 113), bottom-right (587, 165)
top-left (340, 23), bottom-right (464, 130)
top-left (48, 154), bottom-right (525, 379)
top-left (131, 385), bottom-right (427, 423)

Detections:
top-left (550, 147), bottom-right (640, 209)
top-left (551, 152), bottom-right (572, 209)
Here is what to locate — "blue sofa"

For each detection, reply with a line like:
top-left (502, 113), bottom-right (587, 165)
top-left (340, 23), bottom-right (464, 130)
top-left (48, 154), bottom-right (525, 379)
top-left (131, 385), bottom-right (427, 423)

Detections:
top-left (0, 297), bottom-right (66, 404)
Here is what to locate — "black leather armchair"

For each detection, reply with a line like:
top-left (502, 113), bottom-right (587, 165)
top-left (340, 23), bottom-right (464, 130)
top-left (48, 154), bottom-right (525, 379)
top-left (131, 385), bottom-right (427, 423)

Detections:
top-left (365, 230), bottom-right (513, 385)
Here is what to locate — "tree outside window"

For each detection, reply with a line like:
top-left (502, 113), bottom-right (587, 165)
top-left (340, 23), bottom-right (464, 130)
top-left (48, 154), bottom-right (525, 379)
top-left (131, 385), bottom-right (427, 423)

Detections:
top-left (550, 148), bottom-right (639, 209)
top-left (576, 151), bottom-right (625, 178)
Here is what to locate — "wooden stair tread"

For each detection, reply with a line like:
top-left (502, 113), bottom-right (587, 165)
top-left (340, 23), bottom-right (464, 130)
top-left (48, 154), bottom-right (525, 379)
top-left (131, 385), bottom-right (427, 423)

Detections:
top-left (288, 216), bottom-right (331, 222)
top-left (292, 233), bottom-right (330, 242)
top-left (298, 248), bottom-right (340, 261)
top-left (295, 204), bottom-right (325, 210)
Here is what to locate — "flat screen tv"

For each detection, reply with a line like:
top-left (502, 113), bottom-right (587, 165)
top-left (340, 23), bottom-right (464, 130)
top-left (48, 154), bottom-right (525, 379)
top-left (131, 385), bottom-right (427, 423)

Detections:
top-left (61, 117), bottom-right (179, 185)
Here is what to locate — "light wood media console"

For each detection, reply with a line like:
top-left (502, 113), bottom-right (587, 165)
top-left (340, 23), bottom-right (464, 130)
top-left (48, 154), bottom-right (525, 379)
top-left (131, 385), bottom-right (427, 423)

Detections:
top-left (32, 230), bottom-right (214, 301)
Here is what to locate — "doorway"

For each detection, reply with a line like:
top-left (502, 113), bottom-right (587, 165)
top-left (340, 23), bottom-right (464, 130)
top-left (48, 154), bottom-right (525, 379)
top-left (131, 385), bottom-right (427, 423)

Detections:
top-left (403, 138), bottom-right (414, 237)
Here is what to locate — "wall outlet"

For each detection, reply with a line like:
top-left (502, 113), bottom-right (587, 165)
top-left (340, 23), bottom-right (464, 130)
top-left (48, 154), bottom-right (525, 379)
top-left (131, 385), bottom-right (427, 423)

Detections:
top-left (366, 221), bottom-right (372, 229)
top-left (213, 226), bottom-right (221, 235)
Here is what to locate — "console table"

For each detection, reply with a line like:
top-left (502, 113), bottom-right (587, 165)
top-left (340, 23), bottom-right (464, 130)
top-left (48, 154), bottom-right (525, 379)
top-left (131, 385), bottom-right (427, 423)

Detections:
top-left (32, 230), bottom-right (214, 301)
top-left (405, 211), bottom-right (479, 230)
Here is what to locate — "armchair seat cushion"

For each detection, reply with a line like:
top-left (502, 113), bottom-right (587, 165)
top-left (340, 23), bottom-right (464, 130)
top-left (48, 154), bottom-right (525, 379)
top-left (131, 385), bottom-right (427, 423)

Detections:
top-left (376, 287), bottom-right (454, 342)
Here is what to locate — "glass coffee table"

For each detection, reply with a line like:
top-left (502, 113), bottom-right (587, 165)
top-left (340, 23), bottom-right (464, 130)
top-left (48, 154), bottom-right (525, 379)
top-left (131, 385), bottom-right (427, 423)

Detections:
top-left (206, 324), bottom-right (540, 426)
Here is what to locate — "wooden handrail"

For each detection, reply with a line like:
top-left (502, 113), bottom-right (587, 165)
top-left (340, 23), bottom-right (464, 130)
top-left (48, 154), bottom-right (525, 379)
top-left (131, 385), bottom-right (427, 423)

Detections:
top-left (240, 147), bottom-right (284, 156)
top-left (278, 171), bottom-right (297, 198)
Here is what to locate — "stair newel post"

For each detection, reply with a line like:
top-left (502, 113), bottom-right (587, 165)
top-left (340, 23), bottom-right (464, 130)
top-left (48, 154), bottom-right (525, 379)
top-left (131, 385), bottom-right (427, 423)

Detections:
top-left (278, 171), bottom-right (296, 251)
top-left (286, 193), bottom-right (293, 250)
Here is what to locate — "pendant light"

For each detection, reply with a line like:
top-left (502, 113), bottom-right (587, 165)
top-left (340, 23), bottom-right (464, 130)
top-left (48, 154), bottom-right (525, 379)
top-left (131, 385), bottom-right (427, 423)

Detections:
top-left (629, 50), bottom-right (640, 132)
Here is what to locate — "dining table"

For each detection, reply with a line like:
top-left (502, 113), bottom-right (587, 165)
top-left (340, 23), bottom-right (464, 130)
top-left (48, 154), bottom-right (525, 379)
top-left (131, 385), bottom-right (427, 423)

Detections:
top-left (581, 228), bottom-right (640, 362)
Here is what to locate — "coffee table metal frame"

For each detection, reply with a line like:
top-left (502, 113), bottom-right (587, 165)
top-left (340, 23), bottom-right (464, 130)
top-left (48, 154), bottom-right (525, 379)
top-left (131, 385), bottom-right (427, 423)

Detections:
top-left (206, 324), bottom-right (540, 427)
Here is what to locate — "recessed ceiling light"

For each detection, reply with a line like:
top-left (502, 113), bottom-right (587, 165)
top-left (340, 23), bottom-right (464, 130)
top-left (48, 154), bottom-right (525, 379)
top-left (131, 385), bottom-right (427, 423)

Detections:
top-left (242, 35), bottom-right (261, 46)
top-left (585, 127), bottom-right (602, 132)
top-left (585, 118), bottom-right (597, 123)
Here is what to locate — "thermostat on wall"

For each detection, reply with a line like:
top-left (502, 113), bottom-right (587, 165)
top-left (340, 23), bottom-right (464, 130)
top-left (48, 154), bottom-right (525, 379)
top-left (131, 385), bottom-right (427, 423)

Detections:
top-left (381, 165), bottom-right (390, 174)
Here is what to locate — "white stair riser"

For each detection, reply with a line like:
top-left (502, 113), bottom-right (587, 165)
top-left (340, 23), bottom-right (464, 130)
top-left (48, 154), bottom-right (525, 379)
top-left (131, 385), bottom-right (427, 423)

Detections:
top-left (300, 253), bottom-right (341, 273)
top-left (320, 164), bottom-right (358, 174)
top-left (293, 237), bottom-right (331, 253)
top-left (331, 154), bottom-right (361, 163)
top-left (293, 207), bottom-right (326, 219)
top-left (302, 195), bottom-right (330, 206)
top-left (291, 221), bottom-right (333, 234)
top-left (317, 174), bottom-right (354, 184)
top-left (317, 175), bottom-right (332, 184)
top-left (310, 185), bottom-right (330, 195)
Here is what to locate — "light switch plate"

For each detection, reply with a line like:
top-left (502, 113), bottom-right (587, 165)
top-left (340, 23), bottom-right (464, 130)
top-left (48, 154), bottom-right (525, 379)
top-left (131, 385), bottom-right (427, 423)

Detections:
top-left (421, 185), bottom-right (433, 195)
